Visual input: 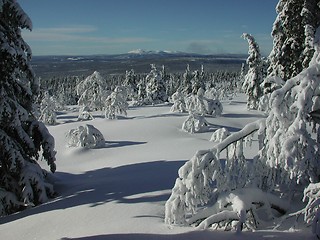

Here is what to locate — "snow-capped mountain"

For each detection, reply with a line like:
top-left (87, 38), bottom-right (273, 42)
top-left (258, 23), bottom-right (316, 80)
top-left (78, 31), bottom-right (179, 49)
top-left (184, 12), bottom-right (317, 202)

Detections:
top-left (127, 49), bottom-right (180, 55)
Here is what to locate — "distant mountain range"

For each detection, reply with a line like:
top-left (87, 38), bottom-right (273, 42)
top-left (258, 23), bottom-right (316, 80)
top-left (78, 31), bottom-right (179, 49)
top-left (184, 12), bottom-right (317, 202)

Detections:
top-left (32, 50), bottom-right (247, 62)
top-left (127, 49), bottom-right (182, 55)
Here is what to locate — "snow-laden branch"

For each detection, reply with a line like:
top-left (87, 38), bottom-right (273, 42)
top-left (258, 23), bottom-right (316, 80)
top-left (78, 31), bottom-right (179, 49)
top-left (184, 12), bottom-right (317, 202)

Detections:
top-left (165, 119), bottom-right (266, 226)
top-left (192, 188), bottom-right (288, 232)
top-left (215, 119), bottom-right (265, 153)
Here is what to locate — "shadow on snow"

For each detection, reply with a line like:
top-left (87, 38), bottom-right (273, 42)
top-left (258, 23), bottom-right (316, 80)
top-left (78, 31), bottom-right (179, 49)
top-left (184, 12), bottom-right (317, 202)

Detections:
top-left (60, 230), bottom-right (315, 240)
top-left (105, 140), bottom-right (147, 149)
top-left (0, 160), bottom-right (185, 224)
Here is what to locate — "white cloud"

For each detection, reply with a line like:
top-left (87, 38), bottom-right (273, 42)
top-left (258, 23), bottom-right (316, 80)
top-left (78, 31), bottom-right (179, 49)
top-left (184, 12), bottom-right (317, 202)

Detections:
top-left (22, 25), bottom-right (154, 44)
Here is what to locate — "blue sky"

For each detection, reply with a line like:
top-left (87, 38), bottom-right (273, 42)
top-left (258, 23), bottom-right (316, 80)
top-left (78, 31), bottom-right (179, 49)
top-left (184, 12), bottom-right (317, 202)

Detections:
top-left (19, 0), bottom-right (279, 56)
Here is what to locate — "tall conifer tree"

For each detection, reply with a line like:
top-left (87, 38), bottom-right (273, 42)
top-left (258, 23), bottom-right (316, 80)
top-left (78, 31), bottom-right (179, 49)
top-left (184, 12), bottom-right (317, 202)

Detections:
top-left (0, 0), bottom-right (56, 215)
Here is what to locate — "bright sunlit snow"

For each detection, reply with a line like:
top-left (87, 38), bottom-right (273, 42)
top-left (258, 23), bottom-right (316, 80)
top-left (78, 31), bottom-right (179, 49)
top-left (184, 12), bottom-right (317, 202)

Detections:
top-left (0, 94), bottom-right (314, 240)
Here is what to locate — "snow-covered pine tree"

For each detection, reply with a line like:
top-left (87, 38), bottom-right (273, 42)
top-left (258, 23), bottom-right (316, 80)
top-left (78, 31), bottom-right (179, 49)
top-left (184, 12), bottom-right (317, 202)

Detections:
top-left (123, 69), bottom-right (138, 102)
top-left (182, 64), bottom-right (193, 95)
top-left (268, 0), bottom-right (320, 80)
top-left (185, 88), bottom-right (207, 115)
top-left (104, 86), bottom-right (128, 119)
top-left (0, 0), bottom-right (56, 215)
top-left (145, 64), bottom-right (168, 104)
top-left (160, 65), bottom-right (170, 91)
top-left (165, 27), bottom-right (320, 233)
top-left (239, 63), bottom-right (246, 89)
top-left (242, 33), bottom-right (263, 110)
top-left (38, 91), bottom-right (59, 125)
top-left (77, 71), bottom-right (107, 113)
top-left (260, 26), bottom-right (320, 193)
top-left (191, 69), bottom-right (205, 94)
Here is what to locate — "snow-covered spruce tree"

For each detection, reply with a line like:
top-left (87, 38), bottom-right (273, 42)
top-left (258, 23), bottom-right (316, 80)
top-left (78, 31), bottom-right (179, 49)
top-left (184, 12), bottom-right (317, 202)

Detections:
top-left (38, 91), bottom-right (61, 125)
top-left (185, 89), bottom-right (207, 115)
top-left (145, 64), bottom-right (168, 104)
top-left (242, 33), bottom-right (263, 110)
top-left (165, 28), bottom-right (320, 232)
top-left (123, 69), bottom-right (138, 102)
top-left (260, 26), bottom-right (320, 194)
top-left (268, 0), bottom-right (320, 80)
top-left (104, 86), bottom-right (128, 119)
top-left (161, 65), bottom-right (172, 97)
top-left (182, 64), bottom-right (193, 95)
top-left (0, 0), bottom-right (56, 215)
top-left (77, 71), bottom-right (107, 113)
top-left (238, 63), bottom-right (246, 91)
top-left (191, 69), bottom-right (205, 94)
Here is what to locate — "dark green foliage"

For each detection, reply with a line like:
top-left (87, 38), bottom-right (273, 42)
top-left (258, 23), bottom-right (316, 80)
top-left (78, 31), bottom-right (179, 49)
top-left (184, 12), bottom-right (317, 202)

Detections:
top-left (0, 0), bottom-right (56, 215)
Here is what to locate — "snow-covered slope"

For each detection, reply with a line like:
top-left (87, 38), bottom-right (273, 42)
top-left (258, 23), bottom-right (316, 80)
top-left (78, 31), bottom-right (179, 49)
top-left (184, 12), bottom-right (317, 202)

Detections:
top-left (0, 94), bottom-right (314, 240)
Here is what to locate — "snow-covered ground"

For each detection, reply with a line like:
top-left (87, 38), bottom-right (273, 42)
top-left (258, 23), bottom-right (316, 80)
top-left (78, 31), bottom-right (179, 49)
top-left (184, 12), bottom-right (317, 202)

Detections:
top-left (0, 94), bottom-right (316, 240)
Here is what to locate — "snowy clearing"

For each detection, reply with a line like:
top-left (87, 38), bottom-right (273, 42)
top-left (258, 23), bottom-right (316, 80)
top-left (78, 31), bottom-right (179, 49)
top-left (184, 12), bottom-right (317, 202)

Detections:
top-left (0, 94), bottom-right (315, 240)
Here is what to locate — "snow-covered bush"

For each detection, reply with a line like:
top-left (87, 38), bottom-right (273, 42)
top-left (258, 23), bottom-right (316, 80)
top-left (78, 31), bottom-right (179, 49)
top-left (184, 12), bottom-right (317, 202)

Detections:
top-left (104, 86), bottom-right (128, 119)
top-left (210, 127), bottom-right (230, 142)
top-left (66, 124), bottom-right (105, 149)
top-left (204, 87), bottom-right (218, 100)
top-left (170, 89), bottom-right (186, 113)
top-left (185, 89), bottom-right (223, 117)
top-left (78, 106), bottom-right (94, 121)
top-left (182, 113), bottom-right (209, 133)
top-left (205, 99), bottom-right (223, 117)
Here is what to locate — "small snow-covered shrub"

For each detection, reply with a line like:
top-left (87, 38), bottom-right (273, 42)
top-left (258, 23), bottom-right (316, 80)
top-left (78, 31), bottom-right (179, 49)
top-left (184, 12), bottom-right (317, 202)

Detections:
top-left (204, 87), bottom-right (218, 100)
top-left (185, 89), bottom-right (223, 117)
top-left (78, 106), bottom-right (94, 121)
top-left (182, 113), bottom-right (208, 133)
top-left (170, 89), bottom-right (186, 113)
top-left (210, 127), bottom-right (230, 142)
top-left (66, 124), bottom-right (105, 148)
top-left (206, 99), bottom-right (223, 117)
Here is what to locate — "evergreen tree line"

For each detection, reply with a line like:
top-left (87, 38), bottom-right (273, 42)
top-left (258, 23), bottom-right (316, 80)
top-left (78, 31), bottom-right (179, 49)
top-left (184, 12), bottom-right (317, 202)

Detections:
top-left (38, 66), bottom-right (241, 107)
